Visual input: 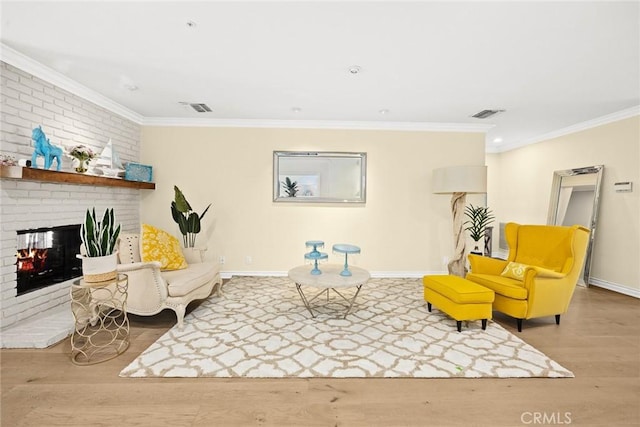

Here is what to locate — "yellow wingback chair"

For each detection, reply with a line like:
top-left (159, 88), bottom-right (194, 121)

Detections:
top-left (466, 222), bottom-right (590, 332)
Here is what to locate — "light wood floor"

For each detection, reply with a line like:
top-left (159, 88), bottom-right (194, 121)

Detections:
top-left (1, 284), bottom-right (639, 427)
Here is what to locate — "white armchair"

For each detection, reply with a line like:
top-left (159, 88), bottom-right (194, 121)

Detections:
top-left (116, 233), bottom-right (222, 329)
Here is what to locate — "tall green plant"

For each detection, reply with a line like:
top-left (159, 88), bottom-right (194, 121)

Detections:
top-left (463, 204), bottom-right (495, 243)
top-left (171, 186), bottom-right (211, 248)
top-left (80, 207), bottom-right (121, 257)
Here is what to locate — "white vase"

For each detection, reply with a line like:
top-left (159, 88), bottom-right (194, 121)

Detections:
top-left (182, 247), bottom-right (205, 263)
top-left (77, 252), bottom-right (118, 283)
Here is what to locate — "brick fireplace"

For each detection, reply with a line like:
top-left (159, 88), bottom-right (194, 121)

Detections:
top-left (1, 175), bottom-right (141, 331)
top-left (0, 61), bottom-right (143, 334)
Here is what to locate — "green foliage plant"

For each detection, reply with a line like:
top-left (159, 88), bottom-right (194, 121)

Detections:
top-left (281, 177), bottom-right (298, 197)
top-left (80, 207), bottom-right (121, 257)
top-left (464, 204), bottom-right (495, 243)
top-left (171, 186), bottom-right (211, 248)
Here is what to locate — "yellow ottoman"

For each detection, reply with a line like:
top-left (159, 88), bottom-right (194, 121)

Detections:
top-left (423, 275), bottom-right (494, 332)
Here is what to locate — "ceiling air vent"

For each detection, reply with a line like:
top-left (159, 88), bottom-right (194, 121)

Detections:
top-left (471, 109), bottom-right (505, 119)
top-left (190, 103), bottom-right (212, 113)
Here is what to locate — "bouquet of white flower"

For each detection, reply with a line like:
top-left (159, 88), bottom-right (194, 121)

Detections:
top-left (68, 145), bottom-right (97, 162)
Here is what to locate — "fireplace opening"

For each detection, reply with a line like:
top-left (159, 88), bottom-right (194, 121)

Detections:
top-left (16, 224), bottom-right (83, 296)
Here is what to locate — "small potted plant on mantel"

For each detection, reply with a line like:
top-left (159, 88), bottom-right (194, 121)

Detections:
top-left (171, 186), bottom-right (211, 262)
top-left (464, 204), bottom-right (495, 256)
top-left (78, 207), bottom-right (121, 282)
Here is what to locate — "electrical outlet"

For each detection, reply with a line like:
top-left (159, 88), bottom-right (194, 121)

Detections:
top-left (244, 255), bottom-right (252, 265)
top-left (219, 256), bottom-right (225, 265)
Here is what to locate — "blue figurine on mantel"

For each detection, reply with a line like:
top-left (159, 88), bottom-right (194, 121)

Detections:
top-left (31, 126), bottom-right (63, 171)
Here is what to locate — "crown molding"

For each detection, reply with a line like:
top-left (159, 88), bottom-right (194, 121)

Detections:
top-left (0, 44), bottom-right (493, 134)
top-left (5, 42), bottom-right (635, 146)
top-left (142, 116), bottom-right (493, 133)
top-left (489, 105), bottom-right (640, 153)
top-left (0, 43), bottom-right (144, 124)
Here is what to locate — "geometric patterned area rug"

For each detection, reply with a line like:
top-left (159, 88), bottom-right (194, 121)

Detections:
top-left (120, 276), bottom-right (574, 378)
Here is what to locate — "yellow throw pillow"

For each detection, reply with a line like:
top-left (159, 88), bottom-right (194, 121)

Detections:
top-left (501, 261), bottom-right (528, 281)
top-left (501, 261), bottom-right (564, 280)
top-left (140, 224), bottom-right (188, 270)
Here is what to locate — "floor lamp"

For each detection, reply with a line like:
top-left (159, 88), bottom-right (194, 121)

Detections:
top-left (432, 165), bottom-right (487, 277)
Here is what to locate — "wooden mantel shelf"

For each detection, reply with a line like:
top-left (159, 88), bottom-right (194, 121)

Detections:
top-left (0, 166), bottom-right (155, 190)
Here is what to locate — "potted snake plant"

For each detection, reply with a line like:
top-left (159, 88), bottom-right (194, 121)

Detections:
top-left (78, 207), bottom-right (121, 282)
top-left (463, 204), bottom-right (495, 256)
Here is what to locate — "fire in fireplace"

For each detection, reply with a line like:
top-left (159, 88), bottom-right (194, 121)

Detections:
top-left (16, 225), bottom-right (83, 295)
top-left (17, 247), bottom-right (49, 272)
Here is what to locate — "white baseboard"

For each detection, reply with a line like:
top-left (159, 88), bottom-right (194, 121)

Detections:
top-left (589, 277), bottom-right (640, 298)
top-left (221, 271), bottom-right (287, 279)
top-left (221, 270), bottom-right (447, 280)
top-left (369, 271), bottom-right (445, 278)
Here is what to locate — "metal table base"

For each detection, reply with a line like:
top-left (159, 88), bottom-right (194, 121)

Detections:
top-left (295, 283), bottom-right (364, 319)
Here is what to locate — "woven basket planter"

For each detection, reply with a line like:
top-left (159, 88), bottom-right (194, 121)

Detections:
top-left (77, 252), bottom-right (118, 283)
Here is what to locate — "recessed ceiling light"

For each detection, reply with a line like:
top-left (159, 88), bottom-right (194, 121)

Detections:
top-left (378, 109), bottom-right (389, 115)
top-left (186, 21), bottom-right (197, 28)
top-left (291, 107), bottom-right (302, 113)
top-left (493, 137), bottom-right (503, 143)
top-left (348, 65), bottom-right (362, 75)
top-left (124, 84), bottom-right (138, 91)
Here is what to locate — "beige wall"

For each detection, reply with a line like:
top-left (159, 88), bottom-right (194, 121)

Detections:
top-left (140, 126), bottom-right (486, 276)
top-left (487, 116), bottom-right (640, 294)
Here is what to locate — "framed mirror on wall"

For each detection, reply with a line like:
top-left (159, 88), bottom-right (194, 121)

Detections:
top-left (273, 151), bottom-right (367, 203)
top-left (547, 165), bottom-right (604, 287)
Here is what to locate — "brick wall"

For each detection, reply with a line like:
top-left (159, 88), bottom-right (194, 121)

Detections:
top-left (0, 61), bottom-right (142, 329)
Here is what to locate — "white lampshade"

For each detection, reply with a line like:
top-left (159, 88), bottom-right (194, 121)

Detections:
top-left (432, 165), bottom-right (487, 194)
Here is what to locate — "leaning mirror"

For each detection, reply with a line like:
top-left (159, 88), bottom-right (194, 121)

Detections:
top-left (547, 165), bottom-right (603, 287)
top-left (273, 151), bottom-right (367, 203)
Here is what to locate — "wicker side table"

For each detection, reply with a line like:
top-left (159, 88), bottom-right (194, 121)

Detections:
top-left (70, 273), bottom-right (129, 365)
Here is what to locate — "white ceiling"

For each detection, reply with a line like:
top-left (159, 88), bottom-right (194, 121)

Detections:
top-left (1, 1), bottom-right (639, 152)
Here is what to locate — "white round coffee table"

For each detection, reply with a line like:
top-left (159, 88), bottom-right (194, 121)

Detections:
top-left (288, 264), bottom-right (370, 318)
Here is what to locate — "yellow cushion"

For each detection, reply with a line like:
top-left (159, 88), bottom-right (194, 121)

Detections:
top-left (422, 275), bottom-right (494, 304)
top-left (140, 224), bottom-right (188, 270)
top-left (501, 261), bottom-right (528, 280)
top-left (466, 273), bottom-right (528, 300)
top-left (424, 288), bottom-right (493, 322)
top-left (501, 261), bottom-right (563, 281)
